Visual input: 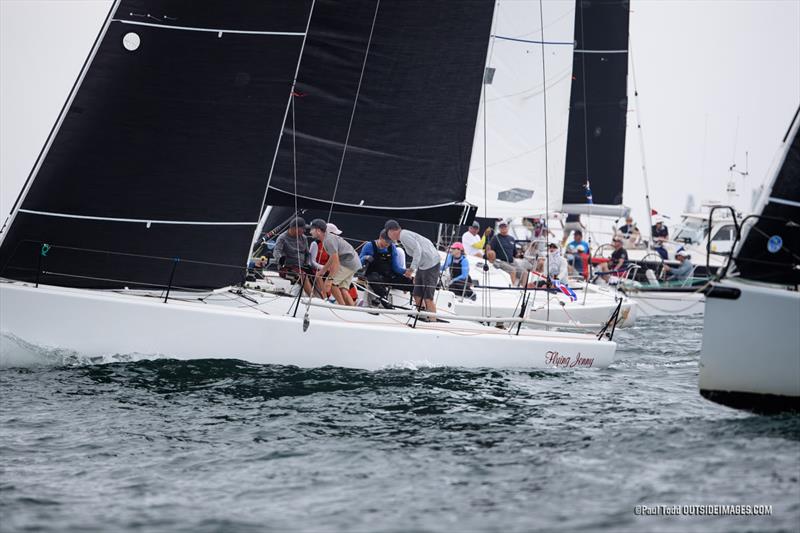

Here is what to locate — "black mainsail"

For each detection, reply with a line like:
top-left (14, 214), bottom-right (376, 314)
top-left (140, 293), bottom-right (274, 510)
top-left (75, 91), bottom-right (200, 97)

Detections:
top-left (0, 0), bottom-right (494, 289)
top-left (562, 0), bottom-right (630, 213)
top-left (264, 0), bottom-right (493, 223)
top-left (733, 106), bottom-right (800, 286)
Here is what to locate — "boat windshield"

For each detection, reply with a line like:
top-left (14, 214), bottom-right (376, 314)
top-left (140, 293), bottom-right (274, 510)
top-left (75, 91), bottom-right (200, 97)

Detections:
top-left (673, 218), bottom-right (707, 244)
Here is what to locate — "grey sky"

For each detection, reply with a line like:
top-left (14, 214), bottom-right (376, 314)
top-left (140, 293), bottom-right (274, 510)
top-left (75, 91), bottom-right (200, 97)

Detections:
top-left (1, 0), bottom-right (798, 226)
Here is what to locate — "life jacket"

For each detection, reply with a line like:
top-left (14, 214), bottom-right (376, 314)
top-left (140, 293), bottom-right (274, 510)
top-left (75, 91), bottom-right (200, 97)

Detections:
top-left (449, 254), bottom-right (464, 280)
top-left (316, 241), bottom-right (329, 265)
top-left (368, 240), bottom-right (394, 276)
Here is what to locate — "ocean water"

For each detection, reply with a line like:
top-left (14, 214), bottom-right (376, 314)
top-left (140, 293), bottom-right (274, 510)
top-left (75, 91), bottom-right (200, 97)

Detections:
top-left (1, 315), bottom-right (798, 532)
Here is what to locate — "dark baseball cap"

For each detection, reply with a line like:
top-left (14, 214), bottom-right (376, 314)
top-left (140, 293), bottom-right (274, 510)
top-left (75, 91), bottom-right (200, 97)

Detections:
top-left (290, 216), bottom-right (306, 228)
top-left (309, 218), bottom-right (327, 231)
top-left (384, 219), bottom-right (401, 231)
top-left (470, 221), bottom-right (480, 229)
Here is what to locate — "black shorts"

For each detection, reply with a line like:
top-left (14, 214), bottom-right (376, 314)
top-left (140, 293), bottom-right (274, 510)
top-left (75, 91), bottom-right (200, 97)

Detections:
top-left (413, 264), bottom-right (440, 300)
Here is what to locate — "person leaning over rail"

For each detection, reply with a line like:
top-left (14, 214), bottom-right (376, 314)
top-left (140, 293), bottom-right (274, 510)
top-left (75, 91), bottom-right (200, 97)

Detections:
top-left (272, 217), bottom-right (313, 296)
top-left (384, 219), bottom-right (441, 320)
top-left (359, 229), bottom-right (412, 308)
top-left (309, 218), bottom-right (361, 306)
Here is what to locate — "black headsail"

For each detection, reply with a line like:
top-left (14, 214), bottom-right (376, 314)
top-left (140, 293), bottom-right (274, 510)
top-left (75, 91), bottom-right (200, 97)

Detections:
top-left (263, 0), bottom-right (494, 224)
top-left (562, 0), bottom-right (630, 214)
top-left (733, 106), bottom-right (800, 286)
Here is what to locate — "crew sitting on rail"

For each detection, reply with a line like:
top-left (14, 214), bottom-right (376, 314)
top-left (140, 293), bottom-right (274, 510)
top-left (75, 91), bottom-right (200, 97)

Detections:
top-left (566, 230), bottom-right (591, 278)
top-left (651, 218), bottom-right (669, 260)
top-left (272, 217), bottom-right (313, 296)
top-left (534, 243), bottom-right (568, 282)
top-left (309, 219), bottom-right (362, 306)
top-left (442, 242), bottom-right (475, 300)
top-left (359, 229), bottom-right (412, 308)
top-left (487, 221), bottom-right (532, 286)
top-left (616, 216), bottom-right (641, 246)
top-left (663, 249), bottom-right (694, 281)
top-left (596, 237), bottom-right (629, 282)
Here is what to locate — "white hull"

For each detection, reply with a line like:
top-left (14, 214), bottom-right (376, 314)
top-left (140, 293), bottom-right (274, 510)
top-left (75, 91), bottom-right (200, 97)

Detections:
top-left (0, 281), bottom-right (616, 370)
top-left (699, 279), bottom-right (800, 412)
top-left (624, 290), bottom-right (705, 317)
top-left (458, 257), bottom-right (636, 328)
top-left (449, 287), bottom-right (637, 328)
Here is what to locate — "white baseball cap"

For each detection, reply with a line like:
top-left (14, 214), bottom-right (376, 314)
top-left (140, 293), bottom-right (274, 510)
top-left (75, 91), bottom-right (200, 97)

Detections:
top-left (326, 223), bottom-right (343, 235)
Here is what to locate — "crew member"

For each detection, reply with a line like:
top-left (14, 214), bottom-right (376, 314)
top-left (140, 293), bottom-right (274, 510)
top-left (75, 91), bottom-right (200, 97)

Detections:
top-left (384, 220), bottom-right (441, 319)
top-left (442, 242), bottom-right (474, 299)
top-left (359, 229), bottom-right (412, 307)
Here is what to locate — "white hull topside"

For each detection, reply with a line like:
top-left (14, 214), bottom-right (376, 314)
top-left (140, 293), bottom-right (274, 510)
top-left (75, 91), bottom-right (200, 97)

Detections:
top-left (700, 279), bottom-right (800, 405)
top-left (0, 281), bottom-right (616, 371)
top-left (453, 257), bottom-right (637, 327)
top-left (622, 291), bottom-right (704, 317)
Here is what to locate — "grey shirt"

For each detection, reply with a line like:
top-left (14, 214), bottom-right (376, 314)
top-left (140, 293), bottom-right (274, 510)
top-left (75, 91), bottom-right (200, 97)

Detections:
top-left (322, 233), bottom-right (362, 271)
top-left (273, 231), bottom-right (309, 267)
top-left (398, 229), bottom-right (440, 271)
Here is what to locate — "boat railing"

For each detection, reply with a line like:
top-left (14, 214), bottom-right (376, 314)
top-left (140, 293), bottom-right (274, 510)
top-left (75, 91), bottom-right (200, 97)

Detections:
top-left (0, 239), bottom-right (248, 301)
top-left (296, 296), bottom-right (610, 331)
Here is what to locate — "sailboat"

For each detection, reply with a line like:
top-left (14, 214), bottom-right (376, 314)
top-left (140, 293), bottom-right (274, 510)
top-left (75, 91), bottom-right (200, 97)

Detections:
top-left (553, 0), bottom-right (710, 317)
top-left (699, 106), bottom-right (800, 412)
top-left (0, 1), bottom-right (618, 370)
top-left (452, 0), bottom-right (635, 328)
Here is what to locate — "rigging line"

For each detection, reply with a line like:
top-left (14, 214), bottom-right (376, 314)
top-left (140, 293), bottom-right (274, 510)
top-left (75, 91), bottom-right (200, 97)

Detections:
top-left (252, 0), bottom-right (316, 256)
top-left (111, 19), bottom-right (306, 36)
top-left (492, 35), bottom-right (572, 45)
top-left (578, 0), bottom-right (594, 306)
top-left (538, 0), bottom-right (551, 327)
top-left (16, 209), bottom-right (256, 226)
top-left (630, 40), bottom-right (655, 245)
top-left (481, 1), bottom-right (501, 318)
top-left (508, 5), bottom-right (576, 40)
top-left (326, 0), bottom-right (381, 225)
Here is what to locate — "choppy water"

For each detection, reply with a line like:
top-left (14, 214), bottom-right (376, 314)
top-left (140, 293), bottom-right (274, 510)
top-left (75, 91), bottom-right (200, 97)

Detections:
top-left (1, 315), bottom-right (798, 532)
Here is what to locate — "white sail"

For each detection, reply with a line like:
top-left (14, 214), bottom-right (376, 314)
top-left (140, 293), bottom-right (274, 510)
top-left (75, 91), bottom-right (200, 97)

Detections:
top-left (466, 0), bottom-right (574, 219)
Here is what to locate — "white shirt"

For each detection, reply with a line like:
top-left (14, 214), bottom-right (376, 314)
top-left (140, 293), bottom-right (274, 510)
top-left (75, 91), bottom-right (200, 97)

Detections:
top-left (461, 230), bottom-right (482, 256)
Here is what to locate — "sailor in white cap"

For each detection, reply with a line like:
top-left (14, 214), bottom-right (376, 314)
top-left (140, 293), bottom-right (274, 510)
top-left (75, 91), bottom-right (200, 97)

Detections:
top-left (663, 249), bottom-right (694, 281)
